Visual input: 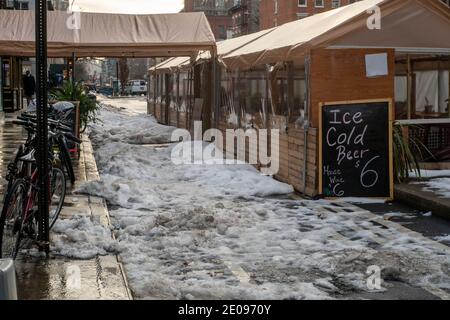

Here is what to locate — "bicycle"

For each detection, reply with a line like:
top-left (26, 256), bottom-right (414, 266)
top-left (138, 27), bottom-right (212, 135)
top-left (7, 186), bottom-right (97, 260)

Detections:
top-left (0, 118), bottom-right (80, 259)
top-left (19, 113), bottom-right (78, 185)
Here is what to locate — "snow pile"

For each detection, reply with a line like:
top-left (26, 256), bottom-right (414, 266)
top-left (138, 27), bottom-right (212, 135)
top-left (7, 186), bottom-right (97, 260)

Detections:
top-left (97, 96), bottom-right (148, 115)
top-left (108, 199), bottom-right (450, 299)
top-left (77, 101), bottom-right (450, 300)
top-left (421, 178), bottom-right (450, 198)
top-left (409, 169), bottom-right (450, 179)
top-left (77, 141), bottom-right (293, 210)
top-left (89, 104), bottom-right (176, 145)
top-left (51, 216), bottom-right (116, 259)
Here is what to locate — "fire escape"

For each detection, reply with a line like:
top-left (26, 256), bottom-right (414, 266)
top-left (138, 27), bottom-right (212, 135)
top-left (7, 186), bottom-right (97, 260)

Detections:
top-left (230, 0), bottom-right (250, 37)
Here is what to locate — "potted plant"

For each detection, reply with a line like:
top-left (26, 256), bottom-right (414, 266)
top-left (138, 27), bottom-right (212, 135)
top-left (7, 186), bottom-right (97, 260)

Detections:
top-left (51, 81), bottom-right (99, 133)
top-left (393, 124), bottom-right (433, 182)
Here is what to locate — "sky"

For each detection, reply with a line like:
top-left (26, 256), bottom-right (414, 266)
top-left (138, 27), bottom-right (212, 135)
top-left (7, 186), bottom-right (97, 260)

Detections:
top-left (72, 0), bottom-right (184, 14)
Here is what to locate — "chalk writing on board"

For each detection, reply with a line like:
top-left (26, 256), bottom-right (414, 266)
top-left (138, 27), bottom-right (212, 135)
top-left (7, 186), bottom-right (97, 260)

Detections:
top-left (321, 101), bottom-right (391, 198)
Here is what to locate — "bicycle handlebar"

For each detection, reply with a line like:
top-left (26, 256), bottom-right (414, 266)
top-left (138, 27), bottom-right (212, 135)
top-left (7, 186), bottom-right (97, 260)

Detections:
top-left (12, 120), bottom-right (34, 127)
top-left (64, 133), bottom-right (82, 144)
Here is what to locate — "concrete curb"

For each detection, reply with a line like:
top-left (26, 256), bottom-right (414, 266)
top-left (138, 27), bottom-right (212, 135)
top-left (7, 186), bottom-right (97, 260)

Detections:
top-left (81, 135), bottom-right (134, 300)
top-left (395, 183), bottom-right (450, 220)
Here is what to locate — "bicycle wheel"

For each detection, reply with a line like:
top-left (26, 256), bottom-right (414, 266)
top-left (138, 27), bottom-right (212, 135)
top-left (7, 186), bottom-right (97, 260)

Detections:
top-left (58, 136), bottom-right (76, 185)
top-left (49, 167), bottom-right (66, 230)
top-left (0, 179), bottom-right (27, 259)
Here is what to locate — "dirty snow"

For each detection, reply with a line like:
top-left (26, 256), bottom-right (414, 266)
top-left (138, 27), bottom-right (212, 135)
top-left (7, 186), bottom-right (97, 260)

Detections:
top-left (76, 101), bottom-right (450, 300)
top-left (97, 95), bottom-right (148, 115)
top-left (90, 102), bottom-right (176, 145)
top-left (51, 215), bottom-right (116, 259)
top-left (409, 170), bottom-right (450, 179)
top-left (420, 178), bottom-right (450, 199)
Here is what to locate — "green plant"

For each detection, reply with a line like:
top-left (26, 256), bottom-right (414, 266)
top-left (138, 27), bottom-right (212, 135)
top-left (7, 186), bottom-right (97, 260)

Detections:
top-left (51, 81), bottom-right (99, 132)
top-left (393, 124), bottom-right (432, 183)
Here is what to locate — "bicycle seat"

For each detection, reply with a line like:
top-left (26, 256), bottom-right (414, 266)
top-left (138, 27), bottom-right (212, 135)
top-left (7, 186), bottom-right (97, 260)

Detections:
top-left (19, 150), bottom-right (36, 163)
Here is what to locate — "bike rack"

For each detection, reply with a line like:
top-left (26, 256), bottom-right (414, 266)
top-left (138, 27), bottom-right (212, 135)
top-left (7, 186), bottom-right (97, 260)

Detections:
top-left (0, 259), bottom-right (18, 300)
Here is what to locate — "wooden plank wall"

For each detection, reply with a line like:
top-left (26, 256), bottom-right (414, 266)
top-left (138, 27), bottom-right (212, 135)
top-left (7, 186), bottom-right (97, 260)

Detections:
top-left (310, 48), bottom-right (395, 128)
top-left (169, 108), bottom-right (178, 127)
top-left (155, 102), bottom-right (162, 123)
top-left (309, 48), bottom-right (395, 196)
top-left (179, 111), bottom-right (188, 130)
top-left (215, 115), bottom-right (318, 197)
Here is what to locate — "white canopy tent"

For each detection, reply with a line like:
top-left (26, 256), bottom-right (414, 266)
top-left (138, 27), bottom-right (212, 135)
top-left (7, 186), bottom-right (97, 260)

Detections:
top-left (0, 10), bottom-right (216, 57)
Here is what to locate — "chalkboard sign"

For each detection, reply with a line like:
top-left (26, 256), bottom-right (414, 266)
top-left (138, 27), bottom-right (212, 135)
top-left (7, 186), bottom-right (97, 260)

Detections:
top-left (319, 99), bottom-right (393, 199)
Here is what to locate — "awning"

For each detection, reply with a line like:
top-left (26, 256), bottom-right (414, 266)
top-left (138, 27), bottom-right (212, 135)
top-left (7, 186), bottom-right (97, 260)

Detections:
top-left (150, 56), bottom-right (191, 74)
top-left (221, 0), bottom-right (450, 70)
top-left (152, 27), bottom-right (276, 72)
top-left (0, 10), bottom-right (216, 57)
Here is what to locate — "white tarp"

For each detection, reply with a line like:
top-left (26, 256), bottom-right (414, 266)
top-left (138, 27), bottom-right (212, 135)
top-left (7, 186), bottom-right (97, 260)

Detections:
top-left (416, 71), bottom-right (450, 112)
top-left (0, 10), bottom-right (216, 57)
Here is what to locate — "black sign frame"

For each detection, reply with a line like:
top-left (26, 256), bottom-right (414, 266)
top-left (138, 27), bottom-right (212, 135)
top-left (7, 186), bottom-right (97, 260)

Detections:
top-left (319, 99), bottom-right (394, 200)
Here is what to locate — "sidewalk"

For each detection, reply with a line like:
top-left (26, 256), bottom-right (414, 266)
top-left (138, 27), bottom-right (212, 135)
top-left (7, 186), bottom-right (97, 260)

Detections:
top-left (0, 113), bottom-right (132, 300)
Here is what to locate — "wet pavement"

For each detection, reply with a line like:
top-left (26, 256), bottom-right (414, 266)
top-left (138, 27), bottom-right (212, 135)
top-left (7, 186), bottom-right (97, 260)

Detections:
top-left (358, 201), bottom-right (450, 243)
top-left (0, 112), bottom-right (132, 300)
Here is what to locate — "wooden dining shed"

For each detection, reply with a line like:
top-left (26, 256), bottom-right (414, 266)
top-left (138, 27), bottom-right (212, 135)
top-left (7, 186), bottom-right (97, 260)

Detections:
top-left (150, 0), bottom-right (450, 198)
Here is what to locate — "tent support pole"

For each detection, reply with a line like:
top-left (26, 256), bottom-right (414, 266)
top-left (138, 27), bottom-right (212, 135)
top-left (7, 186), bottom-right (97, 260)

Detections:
top-left (448, 63), bottom-right (450, 117)
top-left (237, 68), bottom-right (241, 128)
top-left (176, 71), bottom-right (180, 127)
top-left (407, 54), bottom-right (412, 119)
top-left (212, 53), bottom-right (220, 129)
top-left (303, 55), bottom-right (311, 195)
top-left (71, 52), bottom-right (76, 99)
top-left (36, 0), bottom-right (50, 254)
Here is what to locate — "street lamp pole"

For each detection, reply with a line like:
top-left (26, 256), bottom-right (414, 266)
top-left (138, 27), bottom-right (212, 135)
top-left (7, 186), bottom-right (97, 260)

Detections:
top-left (35, 0), bottom-right (50, 254)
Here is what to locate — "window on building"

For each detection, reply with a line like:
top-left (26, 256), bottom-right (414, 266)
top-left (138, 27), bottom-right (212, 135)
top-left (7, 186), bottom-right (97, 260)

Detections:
top-left (332, 0), bottom-right (341, 8)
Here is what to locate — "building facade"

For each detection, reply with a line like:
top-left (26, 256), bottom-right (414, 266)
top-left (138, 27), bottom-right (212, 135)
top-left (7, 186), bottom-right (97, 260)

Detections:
top-left (229, 0), bottom-right (260, 37)
top-left (183, 0), bottom-right (235, 40)
top-left (260, 0), bottom-right (365, 29)
top-left (260, 0), bottom-right (450, 30)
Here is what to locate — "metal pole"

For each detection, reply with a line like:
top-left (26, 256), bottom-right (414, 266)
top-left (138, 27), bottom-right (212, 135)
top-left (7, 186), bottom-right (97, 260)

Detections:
top-left (35, 0), bottom-right (50, 254)
top-left (116, 59), bottom-right (119, 96)
top-left (0, 259), bottom-right (17, 300)
top-left (406, 55), bottom-right (412, 120)
top-left (71, 52), bottom-right (76, 100)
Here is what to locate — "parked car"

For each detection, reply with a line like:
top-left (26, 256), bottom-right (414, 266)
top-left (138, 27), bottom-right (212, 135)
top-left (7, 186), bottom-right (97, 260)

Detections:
top-left (125, 80), bottom-right (148, 96)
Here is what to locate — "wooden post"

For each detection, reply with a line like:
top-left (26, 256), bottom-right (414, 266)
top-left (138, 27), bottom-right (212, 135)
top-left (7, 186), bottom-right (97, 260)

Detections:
top-left (287, 61), bottom-right (294, 120)
top-left (165, 74), bottom-right (170, 125)
top-left (203, 62), bottom-right (212, 132)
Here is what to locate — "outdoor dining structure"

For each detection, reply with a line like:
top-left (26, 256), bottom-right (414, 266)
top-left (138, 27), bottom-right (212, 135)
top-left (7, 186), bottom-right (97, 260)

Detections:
top-left (149, 0), bottom-right (450, 199)
top-left (0, 7), bottom-right (217, 252)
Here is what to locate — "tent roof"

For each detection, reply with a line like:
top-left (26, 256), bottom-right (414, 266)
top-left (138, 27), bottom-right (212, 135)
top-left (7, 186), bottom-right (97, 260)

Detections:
top-left (150, 56), bottom-right (191, 73)
top-left (221, 0), bottom-right (450, 70)
top-left (0, 10), bottom-right (216, 57)
top-left (152, 26), bottom-right (275, 72)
